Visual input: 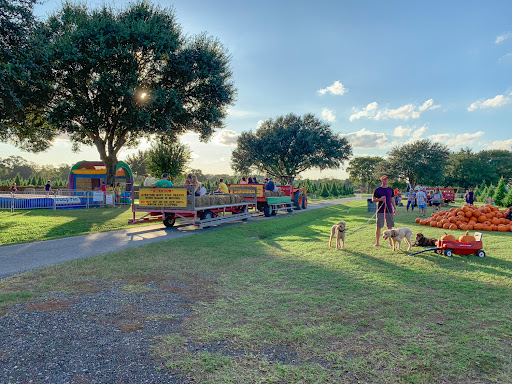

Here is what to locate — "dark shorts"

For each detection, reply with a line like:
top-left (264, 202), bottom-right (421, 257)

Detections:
top-left (432, 202), bottom-right (441, 206)
top-left (377, 212), bottom-right (394, 228)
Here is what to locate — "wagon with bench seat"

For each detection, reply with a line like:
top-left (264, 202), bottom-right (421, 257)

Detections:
top-left (129, 186), bottom-right (257, 228)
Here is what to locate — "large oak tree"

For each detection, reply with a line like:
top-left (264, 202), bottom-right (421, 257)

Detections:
top-left (385, 139), bottom-right (450, 187)
top-left (231, 113), bottom-right (352, 184)
top-left (14, 1), bottom-right (235, 184)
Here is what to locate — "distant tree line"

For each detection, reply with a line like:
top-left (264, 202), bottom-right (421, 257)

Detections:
top-left (0, 156), bottom-right (70, 187)
top-left (347, 140), bottom-right (512, 194)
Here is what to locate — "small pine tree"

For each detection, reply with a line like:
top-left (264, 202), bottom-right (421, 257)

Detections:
top-left (472, 186), bottom-right (479, 201)
top-left (319, 183), bottom-right (330, 198)
top-left (503, 189), bottom-right (512, 208)
top-left (487, 184), bottom-right (496, 203)
top-left (205, 179), bottom-right (211, 191)
top-left (38, 176), bottom-right (45, 186)
top-left (494, 178), bottom-right (507, 206)
top-left (330, 182), bottom-right (339, 197)
top-left (14, 174), bottom-right (21, 186)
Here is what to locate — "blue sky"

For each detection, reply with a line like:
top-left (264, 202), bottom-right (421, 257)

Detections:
top-left (2, 0), bottom-right (511, 179)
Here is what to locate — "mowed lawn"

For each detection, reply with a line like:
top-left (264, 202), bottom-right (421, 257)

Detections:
top-left (0, 205), bottom-right (156, 245)
top-left (1, 200), bottom-right (511, 383)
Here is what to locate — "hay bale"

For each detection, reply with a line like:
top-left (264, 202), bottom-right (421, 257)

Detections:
top-left (194, 196), bottom-right (207, 207)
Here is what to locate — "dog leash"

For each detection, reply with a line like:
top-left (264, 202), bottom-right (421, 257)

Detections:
top-left (344, 200), bottom-right (390, 236)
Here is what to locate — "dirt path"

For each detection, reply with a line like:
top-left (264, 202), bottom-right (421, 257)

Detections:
top-left (0, 196), bottom-right (363, 279)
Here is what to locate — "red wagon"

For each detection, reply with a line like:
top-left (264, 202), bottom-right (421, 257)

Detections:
top-left (435, 232), bottom-right (485, 257)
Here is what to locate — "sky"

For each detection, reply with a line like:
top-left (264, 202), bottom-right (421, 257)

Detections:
top-left (1, 0), bottom-right (512, 179)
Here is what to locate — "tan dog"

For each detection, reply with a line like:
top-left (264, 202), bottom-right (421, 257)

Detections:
top-left (329, 221), bottom-right (346, 249)
top-left (382, 227), bottom-right (413, 251)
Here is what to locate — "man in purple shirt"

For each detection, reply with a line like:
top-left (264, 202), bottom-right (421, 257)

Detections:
top-left (372, 175), bottom-right (396, 246)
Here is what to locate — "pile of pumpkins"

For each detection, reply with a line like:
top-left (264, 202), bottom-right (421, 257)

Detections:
top-left (415, 204), bottom-right (512, 232)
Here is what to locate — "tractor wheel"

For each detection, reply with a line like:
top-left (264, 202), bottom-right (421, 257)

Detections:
top-left (293, 191), bottom-right (301, 210)
top-left (263, 205), bottom-right (271, 217)
top-left (302, 197), bottom-right (308, 209)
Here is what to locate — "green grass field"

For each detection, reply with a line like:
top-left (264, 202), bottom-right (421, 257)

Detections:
top-left (0, 205), bottom-right (157, 245)
top-left (1, 200), bottom-right (511, 383)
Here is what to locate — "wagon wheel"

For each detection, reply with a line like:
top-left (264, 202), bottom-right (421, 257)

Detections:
top-left (444, 249), bottom-right (453, 257)
top-left (163, 213), bottom-right (176, 227)
top-left (263, 205), bottom-right (272, 217)
top-left (476, 250), bottom-right (485, 258)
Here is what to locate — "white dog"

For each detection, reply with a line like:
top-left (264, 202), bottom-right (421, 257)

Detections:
top-left (329, 221), bottom-right (346, 250)
top-left (382, 227), bottom-right (413, 251)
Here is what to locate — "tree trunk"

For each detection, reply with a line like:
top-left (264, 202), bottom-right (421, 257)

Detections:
top-left (103, 155), bottom-right (118, 187)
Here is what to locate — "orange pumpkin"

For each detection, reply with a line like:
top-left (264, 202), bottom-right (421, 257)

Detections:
top-left (478, 216), bottom-right (487, 223)
top-left (430, 221), bottom-right (437, 227)
top-left (459, 224), bottom-right (468, 231)
top-left (498, 225), bottom-right (508, 232)
top-left (459, 231), bottom-right (476, 243)
top-left (415, 218), bottom-right (421, 223)
top-left (482, 225), bottom-right (491, 231)
top-left (449, 224), bottom-right (458, 230)
top-left (441, 233), bottom-right (456, 242)
top-left (443, 223), bottom-right (451, 229)
top-left (420, 219), bottom-right (427, 225)
top-left (436, 222), bottom-right (443, 228)
top-left (466, 223), bottom-right (474, 230)
top-left (474, 223), bottom-right (483, 230)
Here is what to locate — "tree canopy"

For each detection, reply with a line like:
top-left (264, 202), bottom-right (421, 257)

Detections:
top-left (346, 156), bottom-right (383, 193)
top-left (6, 1), bottom-right (236, 184)
top-left (0, 0), bottom-right (55, 151)
top-left (146, 138), bottom-right (191, 180)
top-left (385, 139), bottom-right (450, 187)
top-left (231, 113), bottom-right (352, 184)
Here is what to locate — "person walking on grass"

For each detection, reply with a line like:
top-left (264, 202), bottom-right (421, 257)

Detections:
top-left (372, 175), bottom-right (396, 247)
top-left (406, 188), bottom-right (416, 212)
top-left (416, 187), bottom-right (427, 217)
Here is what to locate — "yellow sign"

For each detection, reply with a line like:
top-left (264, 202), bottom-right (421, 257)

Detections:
top-left (139, 188), bottom-right (188, 208)
top-left (230, 184), bottom-right (263, 197)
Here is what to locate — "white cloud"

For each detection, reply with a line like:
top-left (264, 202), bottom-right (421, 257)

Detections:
top-left (256, 120), bottom-right (264, 128)
top-left (412, 126), bottom-right (427, 139)
top-left (321, 108), bottom-right (336, 122)
top-left (349, 102), bottom-right (378, 122)
top-left (376, 104), bottom-right (419, 120)
top-left (418, 99), bottom-right (441, 112)
top-left (489, 139), bottom-right (512, 150)
top-left (495, 32), bottom-right (512, 44)
top-left (214, 130), bottom-right (239, 146)
top-left (394, 126), bottom-right (412, 137)
top-left (431, 131), bottom-right (484, 147)
top-left (190, 152), bottom-right (200, 159)
top-left (317, 80), bottom-right (348, 95)
top-left (350, 99), bottom-right (439, 121)
top-left (341, 128), bottom-right (389, 148)
top-left (498, 52), bottom-right (512, 63)
top-left (467, 94), bottom-right (510, 111)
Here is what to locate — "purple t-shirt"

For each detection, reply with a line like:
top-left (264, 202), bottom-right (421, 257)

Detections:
top-left (373, 186), bottom-right (394, 213)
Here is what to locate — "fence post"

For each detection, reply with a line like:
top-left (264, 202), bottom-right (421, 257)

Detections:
top-left (10, 192), bottom-right (14, 213)
top-left (86, 191), bottom-right (89, 209)
top-left (53, 190), bottom-right (57, 210)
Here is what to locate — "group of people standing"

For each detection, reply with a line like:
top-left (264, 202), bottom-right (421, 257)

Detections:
top-left (405, 186), bottom-right (444, 217)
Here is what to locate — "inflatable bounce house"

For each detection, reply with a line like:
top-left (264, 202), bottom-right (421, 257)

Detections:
top-left (68, 161), bottom-right (134, 192)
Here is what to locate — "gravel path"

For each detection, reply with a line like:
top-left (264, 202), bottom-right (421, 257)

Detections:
top-left (0, 281), bottom-right (195, 384)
